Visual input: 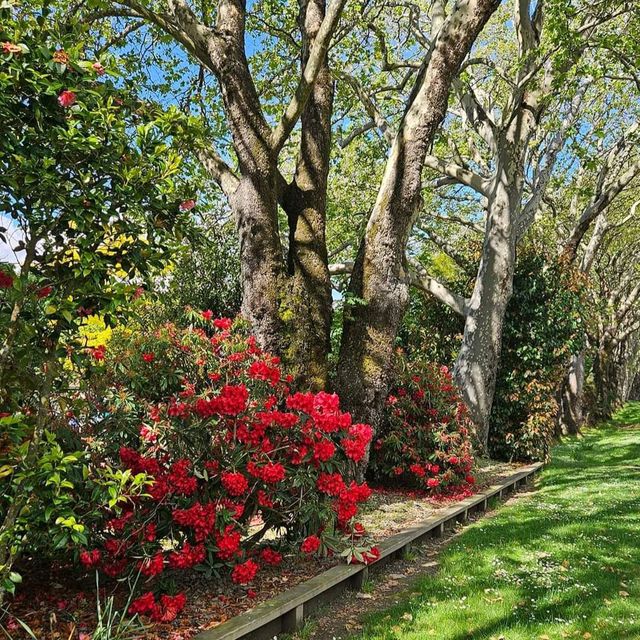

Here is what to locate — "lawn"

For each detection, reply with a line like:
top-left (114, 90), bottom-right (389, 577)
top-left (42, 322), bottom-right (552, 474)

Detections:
top-left (351, 403), bottom-right (640, 640)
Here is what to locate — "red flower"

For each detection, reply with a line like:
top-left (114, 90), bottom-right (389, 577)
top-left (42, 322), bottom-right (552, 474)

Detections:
top-left (179, 199), bottom-right (196, 211)
top-left (465, 474), bottom-right (475, 485)
top-left (221, 471), bottom-right (249, 496)
top-left (36, 285), bottom-right (52, 298)
top-left (362, 546), bottom-right (380, 565)
top-left (168, 459), bottom-right (197, 495)
top-left (143, 523), bottom-right (157, 542)
top-left (128, 591), bottom-right (156, 616)
top-left (201, 309), bottom-right (213, 321)
top-left (169, 542), bottom-right (206, 569)
top-left (79, 549), bottom-right (101, 568)
top-left (58, 90), bottom-right (77, 108)
top-left (91, 345), bottom-right (106, 361)
top-left (139, 552), bottom-right (164, 577)
top-left (231, 559), bottom-right (259, 584)
top-left (300, 535), bottom-right (321, 555)
top-left (172, 502), bottom-right (216, 541)
top-left (142, 352), bottom-right (155, 362)
top-left (152, 593), bottom-right (187, 622)
top-left (409, 463), bottom-right (426, 477)
top-left (317, 472), bottom-right (346, 496)
top-left (260, 548), bottom-right (283, 566)
top-left (0, 271), bottom-right (14, 288)
top-left (427, 477), bottom-right (440, 489)
top-left (256, 462), bottom-right (286, 484)
top-left (213, 317), bottom-right (233, 330)
top-left (216, 525), bottom-right (242, 560)
top-left (312, 438), bottom-right (335, 463)
top-left (248, 360), bottom-right (281, 385)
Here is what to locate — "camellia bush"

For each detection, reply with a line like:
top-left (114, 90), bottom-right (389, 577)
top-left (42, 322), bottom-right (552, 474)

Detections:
top-left (75, 311), bottom-right (375, 621)
top-left (369, 356), bottom-right (475, 494)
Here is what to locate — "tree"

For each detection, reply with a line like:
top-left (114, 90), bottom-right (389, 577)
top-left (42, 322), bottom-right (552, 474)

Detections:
top-left (81, 0), bottom-right (502, 449)
top-left (393, 0), bottom-right (640, 446)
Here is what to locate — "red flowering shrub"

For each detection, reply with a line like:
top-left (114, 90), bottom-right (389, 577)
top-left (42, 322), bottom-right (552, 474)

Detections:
top-left (369, 358), bottom-right (476, 492)
top-left (80, 314), bottom-right (373, 618)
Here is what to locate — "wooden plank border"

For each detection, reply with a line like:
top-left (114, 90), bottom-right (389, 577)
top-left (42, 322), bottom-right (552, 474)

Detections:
top-left (195, 462), bottom-right (543, 640)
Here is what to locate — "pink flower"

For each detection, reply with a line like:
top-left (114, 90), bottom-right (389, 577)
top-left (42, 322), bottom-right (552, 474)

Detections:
top-left (179, 199), bottom-right (196, 211)
top-left (2, 42), bottom-right (22, 55)
top-left (92, 62), bottom-right (105, 75)
top-left (58, 90), bottom-right (77, 108)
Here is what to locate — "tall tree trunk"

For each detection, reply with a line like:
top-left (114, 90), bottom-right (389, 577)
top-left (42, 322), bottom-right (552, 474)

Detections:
top-left (558, 352), bottom-right (585, 435)
top-left (281, 0), bottom-right (334, 390)
top-left (594, 347), bottom-right (618, 420)
top-left (453, 124), bottom-right (526, 448)
top-left (337, 0), bottom-right (501, 453)
top-left (219, 0), bottom-right (334, 383)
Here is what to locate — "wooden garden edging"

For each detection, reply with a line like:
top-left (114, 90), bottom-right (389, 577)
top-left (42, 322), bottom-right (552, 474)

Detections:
top-left (194, 462), bottom-right (543, 640)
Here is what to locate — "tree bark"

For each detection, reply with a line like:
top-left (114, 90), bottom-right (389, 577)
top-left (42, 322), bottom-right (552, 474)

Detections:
top-left (453, 137), bottom-right (521, 447)
top-left (558, 352), bottom-right (585, 434)
top-left (336, 0), bottom-right (501, 452)
top-left (280, 0), bottom-right (334, 390)
top-left (453, 37), bottom-right (550, 446)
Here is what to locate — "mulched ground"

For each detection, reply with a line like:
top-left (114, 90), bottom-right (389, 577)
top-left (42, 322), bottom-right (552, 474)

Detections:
top-left (1, 460), bottom-right (519, 639)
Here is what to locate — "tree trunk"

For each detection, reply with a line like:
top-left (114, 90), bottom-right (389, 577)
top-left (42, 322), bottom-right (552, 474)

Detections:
top-left (280, 0), bottom-right (334, 390)
top-left (558, 352), bottom-right (585, 435)
top-left (453, 149), bottom-right (519, 448)
top-left (220, 1), bottom-right (335, 385)
top-left (336, 0), bottom-right (501, 451)
top-left (593, 347), bottom-right (618, 420)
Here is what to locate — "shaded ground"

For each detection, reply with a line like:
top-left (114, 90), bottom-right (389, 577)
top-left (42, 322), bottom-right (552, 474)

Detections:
top-left (293, 403), bottom-right (640, 640)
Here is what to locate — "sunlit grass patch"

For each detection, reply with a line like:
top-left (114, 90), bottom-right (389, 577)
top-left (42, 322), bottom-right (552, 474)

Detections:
top-left (351, 403), bottom-right (640, 640)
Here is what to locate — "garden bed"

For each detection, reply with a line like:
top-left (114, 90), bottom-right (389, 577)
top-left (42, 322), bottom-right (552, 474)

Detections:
top-left (2, 460), bottom-right (528, 640)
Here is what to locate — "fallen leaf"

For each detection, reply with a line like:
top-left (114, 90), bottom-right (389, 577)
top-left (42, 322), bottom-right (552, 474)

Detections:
top-left (583, 633), bottom-right (592, 639)
top-left (356, 593), bottom-right (373, 599)
top-left (401, 613), bottom-right (413, 622)
top-left (619, 590), bottom-right (630, 597)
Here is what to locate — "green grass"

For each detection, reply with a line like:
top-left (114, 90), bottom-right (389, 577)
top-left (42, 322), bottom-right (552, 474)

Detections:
top-left (353, 403), bottom-right (640, 640)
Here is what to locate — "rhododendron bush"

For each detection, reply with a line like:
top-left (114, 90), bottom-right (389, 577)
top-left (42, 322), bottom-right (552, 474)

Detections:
top-left (80, 313), bottom-right (374, 619)
top-left (369, 358), bottom-right (475, 493)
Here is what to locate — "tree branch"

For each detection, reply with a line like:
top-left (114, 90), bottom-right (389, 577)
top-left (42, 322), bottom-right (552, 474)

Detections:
top-left (270, 0), bottom-right (348, 153)
top-left (423, 154), bottom-right (490, 195)
top-left (408, 258), bottom-right (468, 315)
